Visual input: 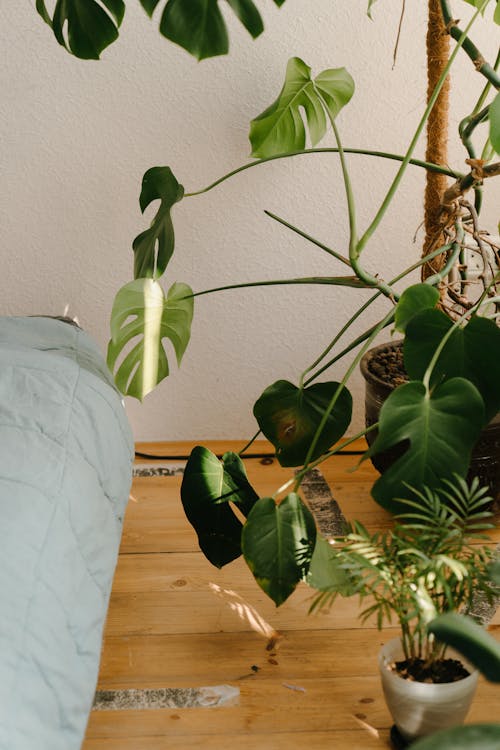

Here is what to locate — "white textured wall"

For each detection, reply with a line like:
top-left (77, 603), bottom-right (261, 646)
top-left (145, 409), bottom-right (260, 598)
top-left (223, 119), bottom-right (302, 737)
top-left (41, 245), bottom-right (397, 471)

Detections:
top-left (1, 1), bottom-right (498, 441)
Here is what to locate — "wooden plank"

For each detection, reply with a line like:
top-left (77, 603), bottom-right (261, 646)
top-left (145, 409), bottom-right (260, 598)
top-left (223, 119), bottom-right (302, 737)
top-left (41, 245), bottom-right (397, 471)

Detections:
top-left (97, 629), bottom-right (397, 688)
top-left (83, 728), bottom-right (391, 749)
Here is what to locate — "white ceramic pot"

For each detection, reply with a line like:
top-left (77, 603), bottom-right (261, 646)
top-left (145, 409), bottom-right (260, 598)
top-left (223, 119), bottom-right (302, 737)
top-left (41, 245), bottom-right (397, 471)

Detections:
top-left (378, 638), bottom-right (479, 742)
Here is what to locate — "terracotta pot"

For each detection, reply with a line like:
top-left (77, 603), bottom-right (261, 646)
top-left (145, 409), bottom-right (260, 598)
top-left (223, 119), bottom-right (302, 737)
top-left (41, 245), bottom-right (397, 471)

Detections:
top-left (379, 638), bottom-right (478, 743)
top-left (360, 340), bottom-right (500, 505)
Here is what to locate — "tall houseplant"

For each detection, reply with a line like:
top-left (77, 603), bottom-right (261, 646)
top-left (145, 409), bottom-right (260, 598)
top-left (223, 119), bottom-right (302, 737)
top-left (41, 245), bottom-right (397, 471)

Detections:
top-left (36, 2), bottom-right (500, 605)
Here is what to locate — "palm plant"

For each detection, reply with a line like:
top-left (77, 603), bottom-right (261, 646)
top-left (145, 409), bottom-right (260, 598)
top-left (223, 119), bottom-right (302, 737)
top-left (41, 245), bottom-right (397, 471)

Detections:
top-left (310, 476), bottom-right (499, 668)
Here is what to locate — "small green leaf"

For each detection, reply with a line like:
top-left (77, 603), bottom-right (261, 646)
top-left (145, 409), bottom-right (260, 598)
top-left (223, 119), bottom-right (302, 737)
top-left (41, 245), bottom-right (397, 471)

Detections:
top-left (369, 378), bottom-right (485, 513)
top-left (495, 1), bottom-right (500, 24)
top-left (429, 613), bottom-right (500, 683)
top-left (394, 283), bottom-right (439, 333)
top-left (490, 92), bottom-right (500, 155)
top-left (307, 535), bottom-right (353, 594)
top-left (37, 0), bottom-right (125, 59)
top-left (249, 57), bottom-right (354, 158)
top-left (410, 724), bottom-right (500, 750)
top-left (133, 167), bottom-right (184, 280)
top-left (253, 380), bottom-right (352, 467)
top-left (367, 0), bottom-right (378, 18)
top-left (107, 278), bottom-right (193, 399)
top-left (490, 559), bottom-right (500, 585)
top-left (242, 493), bottom-right (317, 606)
top-left (180, 446), bottom-right (259, 567)
top-left (404, 310), bottom-right (500, 422)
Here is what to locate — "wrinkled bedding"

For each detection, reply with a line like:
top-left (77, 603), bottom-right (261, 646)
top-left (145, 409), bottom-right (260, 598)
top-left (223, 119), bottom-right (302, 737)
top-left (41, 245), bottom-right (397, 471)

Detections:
top-left (0, 317), bottom-right (134, 750)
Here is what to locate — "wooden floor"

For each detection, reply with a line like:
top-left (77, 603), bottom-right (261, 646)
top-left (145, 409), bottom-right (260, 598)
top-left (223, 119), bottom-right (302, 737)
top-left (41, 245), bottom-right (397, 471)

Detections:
top-left (83, 440), bottom-right (500, 749)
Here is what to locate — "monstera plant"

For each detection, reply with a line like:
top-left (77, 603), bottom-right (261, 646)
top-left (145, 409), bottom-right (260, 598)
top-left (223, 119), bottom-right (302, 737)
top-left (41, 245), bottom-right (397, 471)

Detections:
top-left (36, 0), bottom-right (286, 60)
top-left (36, 1), bottom-right (500, 607)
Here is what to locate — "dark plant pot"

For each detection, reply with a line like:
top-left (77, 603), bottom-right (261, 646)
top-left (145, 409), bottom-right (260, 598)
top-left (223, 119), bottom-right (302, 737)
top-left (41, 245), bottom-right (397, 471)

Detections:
top-left (360, 340), bottom-right (500, 506)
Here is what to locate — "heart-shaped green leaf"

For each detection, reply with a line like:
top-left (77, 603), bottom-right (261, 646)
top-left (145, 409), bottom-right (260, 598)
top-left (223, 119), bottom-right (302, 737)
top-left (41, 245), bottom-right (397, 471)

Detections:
top-left (140, 0), bottom-right (271, 60)
top-left (133, 167), bottom-right (184, 280)
top-left (242, 493), bottom-right (317, 606)
top-left (490, 91), bottom-right (500, 154)
top-left (249, 57), bottom-right (354, 158)
top-left (253, 380), bottom-right (352, 467)
top-left (428, 613), bottom-right (500, 683)
top-left (369, 378), bottom-right (485, 513)
top-left (394, 283), bottom-right (440, 333)
top-left (405, 310), bottom-right (500, 422)
top-left (36, 0), bottom-right (125, 59)
top-left (181, 446), bottom-right (259, 567)
top-left (107, 278), bottom-right (193, 399)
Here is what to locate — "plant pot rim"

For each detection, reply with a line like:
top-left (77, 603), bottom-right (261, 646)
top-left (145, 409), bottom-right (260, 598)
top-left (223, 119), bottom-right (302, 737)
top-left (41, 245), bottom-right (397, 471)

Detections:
top-left (359, 339), bottom-right (403, 392)
top-left (378, 637), bottom-right (478, 698)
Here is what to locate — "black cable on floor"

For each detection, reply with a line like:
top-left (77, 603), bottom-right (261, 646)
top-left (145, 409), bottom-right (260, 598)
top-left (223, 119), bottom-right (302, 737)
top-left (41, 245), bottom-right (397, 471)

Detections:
top-left (134, 449), bottom-right (366, 461)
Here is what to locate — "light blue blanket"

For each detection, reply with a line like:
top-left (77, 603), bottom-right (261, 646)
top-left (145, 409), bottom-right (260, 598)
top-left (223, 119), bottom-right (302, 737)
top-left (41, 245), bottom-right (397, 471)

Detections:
top-left (0, 317), bottom-right (134, 749)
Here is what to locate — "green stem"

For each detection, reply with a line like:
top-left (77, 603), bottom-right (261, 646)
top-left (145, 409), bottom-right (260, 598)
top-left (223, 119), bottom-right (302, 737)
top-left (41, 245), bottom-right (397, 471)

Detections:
top-left (238, 429), bottom-right (262, 457)
top-left (263, 210), bottom-right (351, 266)
top-left (183, 149), bottom-right (461, 198)
top-left (299, 306), bottom-right (397, 481)
top-left (357, 7), bottom-right (483, 256)
top-left (440, 0), bottom-right (500, 90)
top-left (188, 275), bottom-right (368, 300)
top-left (302, 242), bottom-right (454, 386)
top-left (275, 424), bottom-right (378, 498)
top-left (328, 117), bottom-right (358, 259)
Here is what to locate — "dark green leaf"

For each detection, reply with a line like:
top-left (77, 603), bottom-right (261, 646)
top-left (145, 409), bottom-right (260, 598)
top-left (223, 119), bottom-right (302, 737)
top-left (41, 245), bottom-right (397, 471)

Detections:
top-left (133, 167), bottom-right (184, 280)
top-left (139, 0), bottom-right (162, 16)
top-left (394, 283), bottom-right (439, 333)
top-left (490, 92), bottom-right (500, 154)
top-left (410, 724), bottom-right (500, 750)
top-left (242, 493), bottom-right (317, 605)
top-left (225, 0), bottom-right (264, 38)
top-left (221, 451), bottom-right (259, 517)
top-left (249, 57), bottom-right (354, 158)
top-left (405, 310), bottom-right (500, 422)
top-left (369, 379), bottom-right (485, 513)
top-left (158, 0), bottom-right (228, 59)
top-left (39, 0), bottom-right (125, 59)
top-left (107, 278), bottom-right (193, 399)
top-left (253, 380), bottom-right (352, 467)
top-left (428, 613), bottom-right (500, 683)
top-left (181, 447), bottom-right (245, 567)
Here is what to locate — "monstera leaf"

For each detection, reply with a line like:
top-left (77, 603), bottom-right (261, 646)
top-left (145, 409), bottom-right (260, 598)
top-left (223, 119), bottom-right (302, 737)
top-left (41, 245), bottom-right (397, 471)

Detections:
top-left (490, 91), bottom-right (500, 154)
top-left (249, 57), bottom-right (354, 158)
top-left (253, 380), bottom-right (352, 467)
top-left (242, 493), bottom-right (317, 605)
top-left (404, 309), bottom-right (500, 422)
top-left (36, 0), bottom-right (125, 59)
top-left (428, 613), bottom-right (500, 683)
top-left (181, 446), bottom-right (259, 567)
top-left (133, 167), bottom-right (184, 280)
top-left (368, 378), bottom-right (485, 513)
top-left (107, 278), bottom-right (193, 399)
top-left (140, 0), bottom-right (285, 60)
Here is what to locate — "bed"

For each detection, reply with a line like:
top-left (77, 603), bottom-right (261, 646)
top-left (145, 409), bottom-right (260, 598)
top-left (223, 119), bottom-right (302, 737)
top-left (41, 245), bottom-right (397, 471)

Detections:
top-left (0, 316), bottom-right (134, 749)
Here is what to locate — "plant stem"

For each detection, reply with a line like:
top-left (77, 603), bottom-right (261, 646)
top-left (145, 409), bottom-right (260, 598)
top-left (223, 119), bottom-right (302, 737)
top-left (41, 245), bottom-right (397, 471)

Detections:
top-left (440, 0), bottom-right (500, 89)
top-left (263, 210), bottom-right (351, 266)
top-left (302, 242), bottom-right (454, 386)
top-left (187, 275), bottom-right (368, 300)
top-left (183, 149), bottom-right (461, 198)
top-left (299, 306), bottom-right (397, 481)
top-left (357, 6), bottom-right (484, 256)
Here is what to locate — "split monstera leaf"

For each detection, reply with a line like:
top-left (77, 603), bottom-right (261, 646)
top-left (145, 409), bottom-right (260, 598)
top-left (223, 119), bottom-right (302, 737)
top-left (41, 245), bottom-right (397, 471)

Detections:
top-left (36, 0), bottom-right (286, 60)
